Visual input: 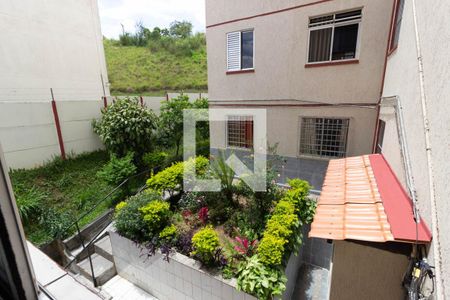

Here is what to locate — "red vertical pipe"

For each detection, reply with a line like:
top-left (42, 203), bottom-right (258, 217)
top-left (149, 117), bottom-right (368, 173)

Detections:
top-left (103, 96), bottom-right (108, 108)
top-left (140, 96), bottom-right (144, 107)
top-left (51, 100), bottom-right (66, 160)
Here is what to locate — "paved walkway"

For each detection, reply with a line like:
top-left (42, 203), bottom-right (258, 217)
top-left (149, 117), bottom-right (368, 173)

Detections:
top-left (292, 263), bottom-right (330, 300)
top-left (27, 242), bottom-right (102, 300)
top-left (102, 275), bottom-right (158, 300)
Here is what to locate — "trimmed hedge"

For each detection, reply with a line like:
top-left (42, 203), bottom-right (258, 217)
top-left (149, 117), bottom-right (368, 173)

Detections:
top-left (146, 156), bottom-right (209, 194)
top-left (258, 179), bottom-right (314, 267)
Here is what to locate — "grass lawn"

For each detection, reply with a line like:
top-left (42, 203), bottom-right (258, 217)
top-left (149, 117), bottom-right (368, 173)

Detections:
top-left (104, 39), bottom-right (207, 94)
top-left (9, 151), bottom-right (123, 246)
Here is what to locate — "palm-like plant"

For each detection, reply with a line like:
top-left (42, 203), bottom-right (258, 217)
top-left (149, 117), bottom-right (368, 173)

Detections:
top-left (210, 151), bottom-right (236, 206)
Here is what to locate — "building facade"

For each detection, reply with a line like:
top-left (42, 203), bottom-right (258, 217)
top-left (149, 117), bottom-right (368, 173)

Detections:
top-left (206, 0), bottom-right (394, 188)
top-left (0, 0), bottom-right (109, 168)
top-left (377, 0), bottom-right (450, 298)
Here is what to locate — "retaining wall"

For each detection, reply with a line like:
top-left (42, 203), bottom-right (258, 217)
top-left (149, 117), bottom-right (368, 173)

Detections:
top-left (109, 228), bottom-right (317, 300)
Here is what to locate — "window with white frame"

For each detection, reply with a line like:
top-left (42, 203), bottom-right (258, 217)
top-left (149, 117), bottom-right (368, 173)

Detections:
top-left (299, 118), bottom-right (349, 158)
top-left (308, 9), bottom-right (362, 63)
top-left (227, 30), bottom-right (254, 71)
top-left (227, 115), bottom-right (254, 149)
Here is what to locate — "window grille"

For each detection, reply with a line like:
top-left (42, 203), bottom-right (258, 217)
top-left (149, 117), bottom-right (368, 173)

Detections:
top-left (227, 116), bottom-right (254, 149)
top-left (299, 118), bottom-right (349, 158)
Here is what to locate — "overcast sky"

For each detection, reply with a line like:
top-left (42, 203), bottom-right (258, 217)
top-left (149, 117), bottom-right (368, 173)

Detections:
top-left (98, 0), bottom-right (206, 39)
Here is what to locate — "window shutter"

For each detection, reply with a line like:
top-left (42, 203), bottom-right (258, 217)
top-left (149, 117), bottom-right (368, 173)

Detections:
top-left (227, 31), bottom-right (241, 71)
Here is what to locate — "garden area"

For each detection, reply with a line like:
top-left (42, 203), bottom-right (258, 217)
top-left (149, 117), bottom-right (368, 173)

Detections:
top-left (10, 94), bottom-right (208, 246)
top-left (112, 153), bottom-right (316, 299)
top-left (10, 92), bottom-right (317, 299)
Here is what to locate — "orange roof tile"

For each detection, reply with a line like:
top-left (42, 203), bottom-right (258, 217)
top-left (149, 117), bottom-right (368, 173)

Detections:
top-left (309, 154), bottom-right (431, 244)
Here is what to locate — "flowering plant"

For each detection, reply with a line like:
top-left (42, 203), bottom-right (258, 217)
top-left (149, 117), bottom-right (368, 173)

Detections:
top-left (198, 206), bottom-right (209, 224)
top-left (234, 236), bottom-right (258, 257)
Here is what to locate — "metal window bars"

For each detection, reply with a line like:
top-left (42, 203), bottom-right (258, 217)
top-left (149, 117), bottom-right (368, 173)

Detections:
top-left (227, 115), bottom-right (254, 149)
top-left (300, 118), bottom-right (349, 158)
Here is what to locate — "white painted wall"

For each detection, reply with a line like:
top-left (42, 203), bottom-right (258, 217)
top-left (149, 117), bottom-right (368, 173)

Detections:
top-left (0, 100), bottom-right (104, 169)
top-left (0, 0), bottom-right (109, 101)
top-left (381, 0), bottom-right (450, 297)
top-left (0, 0), bottom-right (110, 169)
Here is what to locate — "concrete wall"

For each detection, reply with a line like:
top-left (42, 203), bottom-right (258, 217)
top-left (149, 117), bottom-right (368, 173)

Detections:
top-left (380, 0), bottom-right (450, 296)
top-left (115, 93), bottom-right (208, 115)
top-left (0, 0), bottom-right (110, 169)
top-left (210, 105), bottom-right (376, 158)
top-left (330, 241), bottom-right (410, 300)
top-left (110, 231), bottom-right (255, 300)
top-left (110, 228), bottom-right (322, 300)
top-left (0, 0), bottom-right (109, 101)
top-left (0, 92), bottom-right (207, 169)
top-left (0, 100), bottom-right (104, 169)
top-left (206, 0), bottom-right (393, 103)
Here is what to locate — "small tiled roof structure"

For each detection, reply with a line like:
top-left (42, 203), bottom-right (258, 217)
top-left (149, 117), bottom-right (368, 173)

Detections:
top-left (309, 154), bottom-right (432, 244)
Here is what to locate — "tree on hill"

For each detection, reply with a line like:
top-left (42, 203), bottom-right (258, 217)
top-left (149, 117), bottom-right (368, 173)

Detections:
top-left (116, 20), bottom-right (204, 57)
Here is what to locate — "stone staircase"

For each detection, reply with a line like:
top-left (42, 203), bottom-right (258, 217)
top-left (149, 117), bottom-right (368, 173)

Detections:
top-left (74, 234), bottom-right (117, 288)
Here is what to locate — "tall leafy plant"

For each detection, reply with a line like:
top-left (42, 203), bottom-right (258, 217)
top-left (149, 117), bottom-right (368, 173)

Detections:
top-left (236, 255), bottom-right (287, 300)
top-left (210, 152), bottom-right (236, 207)
top-left (158, 94), bottom-right (192, 156)
top-left (93, 97), bottom-right (157, 158)
top-left (158, 95), bottom-right (209, 157)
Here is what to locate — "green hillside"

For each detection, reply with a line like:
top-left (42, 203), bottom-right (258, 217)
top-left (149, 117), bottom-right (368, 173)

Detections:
top-left (104, 29), bottom-right (208, 95)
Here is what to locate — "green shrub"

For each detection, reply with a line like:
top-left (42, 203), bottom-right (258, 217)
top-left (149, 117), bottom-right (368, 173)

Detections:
top-left (15, 186), bottom-right (47, 223)
top-left (142, 151), bottom-right (169, 170)
top-left (146, 161), bottom-right (183, 194)
top-left (191, 225), bottom-right (220, 265)
top-left (159, 224), bottom-right (178, 242)
top-left (258, 181), bottom-right (309, 267)
top-left (115, 201), bottom-right (127, 214)
top-left (114, 191), bottom-right (160, 241)
top-left (139, 200), bottom-right (171, 234)
top-left (236, 255), bottom-right (287, 300)
top-left (93, 98), bottom-right (158, 157)
top-left (258, 234), bottom-right (287, 267)
top-left (97, 152), bottom-right (137, 187)
top-left (196, 139), bottom-right (210, 158)
top-left (158, 94), bottom-right (193, 156)
top-left (38, 208), bottom-right (73, 240)
top-left (265, 213), bottom-right (297, 240)
top-left (284, 179), bottom-right (316, 224)
top-left (146, 156), bottom-right (209, 194)
top-left (238, 171), bottom-right (284, 234)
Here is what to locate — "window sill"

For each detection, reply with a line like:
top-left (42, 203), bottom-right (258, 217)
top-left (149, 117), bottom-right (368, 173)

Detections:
top-left (226, 146), bottom-right (254, 152)
top-left (304, 59), bottom-right (359, 68)
top-left (297, 154), bottom-right (343, 161)
top-left (226, 69), bottom-right (255, 75)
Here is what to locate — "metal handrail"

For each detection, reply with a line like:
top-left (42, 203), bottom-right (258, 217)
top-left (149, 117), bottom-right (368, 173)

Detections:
top-left (61, 168), bottom-right (151, 287)
top-left (62, 169), bottom-right (150, 235)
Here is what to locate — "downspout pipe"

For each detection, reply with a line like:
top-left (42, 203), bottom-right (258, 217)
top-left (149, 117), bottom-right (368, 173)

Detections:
top-left (411, 0), bottom-right (444, 298)
top-left (381, 96), bottom-right (419, 222)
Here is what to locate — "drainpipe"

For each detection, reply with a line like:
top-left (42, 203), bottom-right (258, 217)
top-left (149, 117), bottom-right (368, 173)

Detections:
top-left (411, 0), bottom-right (444, 298)
top-left (381, 96), bottom-right (418, 221)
